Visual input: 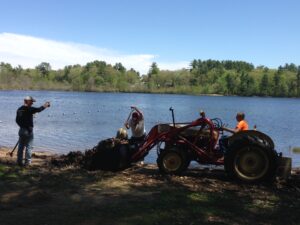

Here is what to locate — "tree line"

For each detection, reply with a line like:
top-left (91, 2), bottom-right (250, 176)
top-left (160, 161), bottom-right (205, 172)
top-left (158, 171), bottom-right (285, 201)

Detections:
top-left (0, 60), bottom-right (300, 97)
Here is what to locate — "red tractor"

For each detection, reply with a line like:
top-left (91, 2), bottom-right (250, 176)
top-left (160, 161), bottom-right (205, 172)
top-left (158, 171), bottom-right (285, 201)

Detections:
top-left (129, 108), bottom-right (290, 183)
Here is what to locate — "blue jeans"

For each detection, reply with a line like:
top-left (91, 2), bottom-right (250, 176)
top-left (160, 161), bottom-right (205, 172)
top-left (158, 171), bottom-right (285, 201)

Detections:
top-left (17, 128), bottom-right (34, 165)
top-left (219, 135), bottom-right (229, 154)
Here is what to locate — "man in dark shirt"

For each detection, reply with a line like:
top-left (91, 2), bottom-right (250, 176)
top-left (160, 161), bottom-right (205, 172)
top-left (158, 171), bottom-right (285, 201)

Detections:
top-left (16, 96), bottom-right (50, 166)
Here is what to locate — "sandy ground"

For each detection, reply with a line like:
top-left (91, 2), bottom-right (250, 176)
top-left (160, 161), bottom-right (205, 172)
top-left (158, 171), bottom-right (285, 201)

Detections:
top-left (0, 147), bottom-right (57, 166)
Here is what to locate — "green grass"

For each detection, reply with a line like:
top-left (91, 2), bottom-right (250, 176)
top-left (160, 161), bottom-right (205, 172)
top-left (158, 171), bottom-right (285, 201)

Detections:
top-left (292, 147), bottom-right (300, 153)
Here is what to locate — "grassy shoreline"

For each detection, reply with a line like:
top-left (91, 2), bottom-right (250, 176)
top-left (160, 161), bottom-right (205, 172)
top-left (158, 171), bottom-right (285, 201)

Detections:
top-left (3, 87), bottom-right (300, 101)
top-left (0, 87), bottom-right (226, 96)
top-left (0, 148), bottom-right (300, 225)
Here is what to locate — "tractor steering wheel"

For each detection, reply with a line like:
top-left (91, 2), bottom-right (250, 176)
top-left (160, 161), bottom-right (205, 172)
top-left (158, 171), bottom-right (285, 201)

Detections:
top-left (211, 118), bottom-right (224, 130)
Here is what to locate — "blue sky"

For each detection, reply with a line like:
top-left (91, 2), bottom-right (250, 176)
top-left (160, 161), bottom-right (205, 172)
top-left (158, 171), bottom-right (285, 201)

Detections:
top-left (0, 0), bottom-right (299, 74)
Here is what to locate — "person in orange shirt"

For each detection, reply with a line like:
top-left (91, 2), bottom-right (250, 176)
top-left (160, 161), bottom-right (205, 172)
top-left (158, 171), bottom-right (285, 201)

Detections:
top-left (222, 112), bottom-right (249, 133)
top-left (218, 112), bottom-right (249, 154)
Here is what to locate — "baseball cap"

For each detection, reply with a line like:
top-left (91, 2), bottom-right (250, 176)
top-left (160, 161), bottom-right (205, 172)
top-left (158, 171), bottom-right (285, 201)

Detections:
top-left (24, 96), bottom-right (36, 102)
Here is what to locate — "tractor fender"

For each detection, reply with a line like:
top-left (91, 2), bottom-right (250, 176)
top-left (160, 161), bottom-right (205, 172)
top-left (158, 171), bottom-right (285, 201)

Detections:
top-left (228, 130), bottom-right (275, 150)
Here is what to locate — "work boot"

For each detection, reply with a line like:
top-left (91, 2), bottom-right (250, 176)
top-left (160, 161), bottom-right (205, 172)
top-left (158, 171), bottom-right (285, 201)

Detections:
top-left (24, 161), bottom-right (31, 167)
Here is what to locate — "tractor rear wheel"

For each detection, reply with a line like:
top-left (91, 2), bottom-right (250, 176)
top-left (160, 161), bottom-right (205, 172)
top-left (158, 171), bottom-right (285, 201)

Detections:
top-left (157, 148), bottom-right (187, 175)
top-left (224, 144), bottom-right (277, 183)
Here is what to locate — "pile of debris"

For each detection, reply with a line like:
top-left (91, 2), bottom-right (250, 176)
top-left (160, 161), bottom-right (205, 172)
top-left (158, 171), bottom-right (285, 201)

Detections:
top-left (51, 138), bottom-right (131, 171)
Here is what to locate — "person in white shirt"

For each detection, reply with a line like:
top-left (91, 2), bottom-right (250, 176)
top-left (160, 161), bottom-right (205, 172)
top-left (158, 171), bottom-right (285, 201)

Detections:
top-left (125, 106), bottom-right (146, 143)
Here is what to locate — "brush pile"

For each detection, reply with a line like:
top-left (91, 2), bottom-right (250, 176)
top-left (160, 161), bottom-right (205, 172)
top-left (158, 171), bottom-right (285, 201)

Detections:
top-left (51, 138), bottom-right (131, 171)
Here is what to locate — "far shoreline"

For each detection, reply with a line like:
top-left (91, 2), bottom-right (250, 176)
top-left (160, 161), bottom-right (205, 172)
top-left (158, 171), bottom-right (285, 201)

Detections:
top-left (1, 88), bottom-right (299, 99)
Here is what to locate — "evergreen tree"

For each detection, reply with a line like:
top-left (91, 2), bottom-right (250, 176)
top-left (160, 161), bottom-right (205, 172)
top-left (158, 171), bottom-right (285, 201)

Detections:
top-left (297, 66), bottom-right (300, 96)
top-left (273, 72), bottom-right (281, 96)
top-left (260, 74), bottom-right (269, 96)
top-left (239, 72), bottom-right (248, 95)
top-left (148, 62), bottom-right (159, 78)
top-left (113, 62), bottom-right (126, 73)
top-left (36, 62), bottom-right (51, 78)
top-left (225, 73), bottom-right (235, 95)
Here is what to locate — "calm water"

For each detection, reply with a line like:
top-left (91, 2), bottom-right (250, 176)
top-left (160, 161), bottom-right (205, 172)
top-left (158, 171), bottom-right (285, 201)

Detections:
top-left (0, 90), bottom-right (299, 167)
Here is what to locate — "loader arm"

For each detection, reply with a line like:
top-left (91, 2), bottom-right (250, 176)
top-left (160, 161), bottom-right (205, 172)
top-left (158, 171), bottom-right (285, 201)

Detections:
top-left (131, 117), bottom-right (218, 162)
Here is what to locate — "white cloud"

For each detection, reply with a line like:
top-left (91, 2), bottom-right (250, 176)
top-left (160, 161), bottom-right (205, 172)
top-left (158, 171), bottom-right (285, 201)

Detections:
top-left (0, 33), bottom-right (189, 75)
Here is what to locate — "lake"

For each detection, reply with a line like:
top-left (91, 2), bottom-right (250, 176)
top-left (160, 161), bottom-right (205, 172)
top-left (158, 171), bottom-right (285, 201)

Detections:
top-left (0, 90), bottom-right (299, 167)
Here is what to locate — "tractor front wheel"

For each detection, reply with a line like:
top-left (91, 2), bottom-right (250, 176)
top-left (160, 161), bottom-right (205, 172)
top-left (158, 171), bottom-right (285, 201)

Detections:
top-left (157, 148), bottom-right (187, 175)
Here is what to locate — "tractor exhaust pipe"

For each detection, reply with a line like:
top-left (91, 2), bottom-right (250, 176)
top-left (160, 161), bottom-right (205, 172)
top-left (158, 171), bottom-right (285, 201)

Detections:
top-left (169, 107), bottom-right (175, 127)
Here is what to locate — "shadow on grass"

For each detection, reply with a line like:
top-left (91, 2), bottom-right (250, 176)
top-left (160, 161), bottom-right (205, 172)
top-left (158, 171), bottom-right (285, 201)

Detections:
top-left (0, 162), bottom-right (299, 225)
